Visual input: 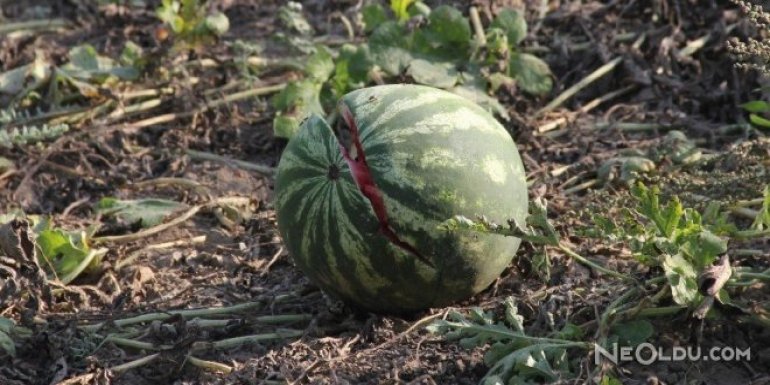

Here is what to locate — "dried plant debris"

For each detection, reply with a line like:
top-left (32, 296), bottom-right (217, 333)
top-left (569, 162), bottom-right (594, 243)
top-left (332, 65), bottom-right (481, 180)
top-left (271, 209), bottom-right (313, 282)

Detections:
top-left (0, 0), bottom-right (768, 384)
top-left (0, 219), bottom-right (51, 316)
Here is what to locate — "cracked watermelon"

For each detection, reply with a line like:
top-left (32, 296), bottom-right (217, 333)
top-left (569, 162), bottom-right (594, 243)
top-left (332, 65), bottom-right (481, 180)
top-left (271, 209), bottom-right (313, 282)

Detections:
top-left (274, 84), bottom-right (528, 314)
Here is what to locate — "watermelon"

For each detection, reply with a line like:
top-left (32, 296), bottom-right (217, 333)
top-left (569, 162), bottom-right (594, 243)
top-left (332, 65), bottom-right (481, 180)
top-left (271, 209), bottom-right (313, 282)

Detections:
top-left (274, 84), bottom-right (528, 314)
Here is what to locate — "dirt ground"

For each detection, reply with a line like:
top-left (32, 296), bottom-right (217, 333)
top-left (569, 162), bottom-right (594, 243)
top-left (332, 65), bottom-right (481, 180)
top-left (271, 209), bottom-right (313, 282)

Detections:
top-left (1, 0), bottom-right (769, 384)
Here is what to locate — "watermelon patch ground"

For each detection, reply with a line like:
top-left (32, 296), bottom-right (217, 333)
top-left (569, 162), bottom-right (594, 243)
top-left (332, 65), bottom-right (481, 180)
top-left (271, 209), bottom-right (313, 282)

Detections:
top-left (0, 0), bottom-right (768, 384)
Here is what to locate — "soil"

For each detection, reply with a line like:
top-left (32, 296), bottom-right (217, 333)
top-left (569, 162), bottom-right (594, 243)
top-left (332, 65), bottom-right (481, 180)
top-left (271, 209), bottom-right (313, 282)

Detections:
top-left (1, 0), bottom-right (769, 384)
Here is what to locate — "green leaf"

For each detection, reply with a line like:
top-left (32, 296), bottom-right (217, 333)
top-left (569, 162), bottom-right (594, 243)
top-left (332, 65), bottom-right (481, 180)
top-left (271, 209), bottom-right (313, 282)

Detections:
top-left (0, 317), bottom-right (13, 336)
top-left (503, 297), bottom-right (524, 333)
top-left (204, 11), bottom-right (229, 36)
top-left (438, 198), bottom-right (558, 246)
top-left (703, 201), bottom-right (738, 235)
top-left (272, 79), bottom-right (321, 112)
top-left (591, 215), bottom-right (620, 238)
top-left (662, 253), bottom-right (699, 306)
top-left (271, 79), bottom-right (324, 139)
top-left (610, 319), bottom-right (653, 346)
top-left (180, 0), bottom-right (202, 27)
top-left (0, 317), bottom-right (19, 357)
top-left (408, 1), bottom-right (431, 17)
top-left (0, 331), bottom-right (15, 357)
top-left (491, 9), bottom-right (527, 46)
top-left (120, 41), bottom-right (145, 68)
top-left (512, 348), bottom-right (560, 382)
top-left (680, 229), bottom-right (727, 269)
top-left (509, 53), bottom-right (552, 96)
top-left (600, 375), bottom-right (624, 385)
top-left (740, 100), bottom-right (770, 113)
top-left (555, 323), bottom-right (584, 341)
top-left (63, 44), bottom-right (139, 81)
top-left (305, 46), bottom-right (334, 82)
top-left (37, 229), bottom-right (88, 272)
top-left (156, 0), bottom-right (184, 33)
top-left (333, 44), bottom-right (373, 94)
top-left (662, 200), bottom-right (684, 238)
top-left (487, 72), bottom-right (515, 92)
top-left (362, 3), bottom-right (388, 33)
top-left (273, 115), bottom-right (302, 140)
top-left (369, 21), bottom-right (413, 75)
top-left (749, 113), bottom-right (770, 129)
top-left (36, 228), bottom-right (106, 284)
top-left (424, 5), bottom-right (471, 48)
top-left (716, 288), bottom-right (731, 304)
top-left (449, 85), bottom-right (510, 120)
top-left (278, 2), bottom-right (313, 36)
top-left (483, 346), bottom-right (564, 383)
top-left (480, 28), bottom-right (510, 67)
top-left (390, 0), bottom-right (416, 22)
top-left (68, 45), bottom-right (100, 71)
top-left (95, 197), bottom-right (187, 228)
top-left (632, 184), bottom-right (683, 238)
top-left (407, 59), bottom-right (458, 88)
top-left (428, 305), bottom-right (580, 385)
top-left (661, 130), bottom-right (701, 165)
top-left (427, 309), bottom-right (520, 348)
top-left (619, 157), bottom-right (656, 183)
top-left (331, 60), bottom-right (350, 97)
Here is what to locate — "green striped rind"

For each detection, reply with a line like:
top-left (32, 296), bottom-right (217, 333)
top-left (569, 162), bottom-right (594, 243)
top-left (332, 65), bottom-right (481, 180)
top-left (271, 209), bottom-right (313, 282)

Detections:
top-left (275, 85), bottom-right (528, 314)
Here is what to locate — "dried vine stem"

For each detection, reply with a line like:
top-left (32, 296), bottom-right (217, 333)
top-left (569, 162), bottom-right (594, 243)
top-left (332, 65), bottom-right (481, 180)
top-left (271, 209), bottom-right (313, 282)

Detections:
top-left (81, 293), bottom-right (300, 332)
top-left (185, 149), bottom-right (276, 176)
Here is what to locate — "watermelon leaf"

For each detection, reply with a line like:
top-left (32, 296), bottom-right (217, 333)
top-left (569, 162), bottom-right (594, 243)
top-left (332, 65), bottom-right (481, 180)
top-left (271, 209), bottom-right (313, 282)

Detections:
top-left (36, 227), bottom-right (107, 284)
top-left (662, 253), bottom-right (700, 305)
top-left (95, 197), bottom-right (187, 228)
top-left (271, 2), bottom-right (545, 135)
top-left (449, 85), bottom-right (510, 120)
top-left (491, 9), bottom-right (527, 45)
top-left (362, 3), bottom-right (388, 33)
top-left (610, 319), bottom-right (654, 346)
top-left (423, 5), bottom-right (471, 52)
top-left (304, 46), bottom-right (334, 82)
top-left (427, 299), bottom-right (587, 384)
top-left (369, 21), bottom-right (415, 76)
top-left (740, 100), bottom-right (770, 113)
top-left (62, 44), bottom-right (139, 82)
top-left (407, 59), bottom-right (458, 88)
top-left (601, 375), bottom-right (624, 385)
top-left (390, 0), bottom-right (416, 22)
top-left (749, 113), bottom-right (770, 129)
top-left (277, 1), bottom-right (313, 36)
top-left (509, 53), bottom-right (552, 96)
top-left (439, 198), bottom-right (559, 246)
top-left (0, 318), bottom-right (17, 357)
top-left (271, 79), bottom-right (324, 139)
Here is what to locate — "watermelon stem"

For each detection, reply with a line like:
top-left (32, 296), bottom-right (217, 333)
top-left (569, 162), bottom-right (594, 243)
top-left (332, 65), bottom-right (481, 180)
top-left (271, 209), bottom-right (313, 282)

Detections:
top-left (337, 103), bottom-right (435, 268)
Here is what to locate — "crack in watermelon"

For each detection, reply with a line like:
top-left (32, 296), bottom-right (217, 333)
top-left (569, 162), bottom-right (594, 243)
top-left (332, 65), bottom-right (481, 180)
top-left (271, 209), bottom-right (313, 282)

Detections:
top-left (336, 103), bottom-right (435, 268)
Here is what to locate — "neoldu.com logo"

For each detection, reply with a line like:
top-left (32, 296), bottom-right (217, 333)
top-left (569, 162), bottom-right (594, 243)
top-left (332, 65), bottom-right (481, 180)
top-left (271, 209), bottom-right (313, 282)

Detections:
top-left (595, 343), bottom-right (751, 365)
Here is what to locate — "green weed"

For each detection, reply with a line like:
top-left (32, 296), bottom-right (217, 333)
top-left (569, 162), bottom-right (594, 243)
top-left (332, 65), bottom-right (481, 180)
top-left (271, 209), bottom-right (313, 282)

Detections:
top-left (155, 0), bottom-right (229, 50)
top-left (435, 184), bottom-right (770, 384)
top-left (271, 1), bottom-right (554, 139)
